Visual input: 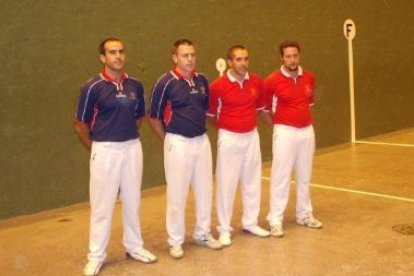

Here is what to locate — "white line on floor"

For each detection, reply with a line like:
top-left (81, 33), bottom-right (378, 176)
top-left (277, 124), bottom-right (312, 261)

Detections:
top-left (355, 140), bottom-right (414, 148)
top-left (261, 177), bottom-right (414, 203)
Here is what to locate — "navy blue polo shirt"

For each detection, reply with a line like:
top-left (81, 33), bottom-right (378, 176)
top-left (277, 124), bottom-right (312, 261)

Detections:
top-left (149, 69), bottom-right (209, 138)
top-left (75, 72), bottom-right (145, 142)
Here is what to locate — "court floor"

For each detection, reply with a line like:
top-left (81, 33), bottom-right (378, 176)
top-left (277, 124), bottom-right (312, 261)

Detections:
top-left (1, 128), bottom-right (413, 275)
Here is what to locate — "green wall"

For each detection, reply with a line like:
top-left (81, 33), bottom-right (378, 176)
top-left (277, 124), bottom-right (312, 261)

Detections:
top-left (1, 0), bottom-right (413, 219)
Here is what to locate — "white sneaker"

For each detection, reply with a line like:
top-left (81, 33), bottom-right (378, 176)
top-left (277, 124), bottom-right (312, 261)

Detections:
top-left (126, 248), bottom-right (157, 263)
top-left (219, 232), bottom-right (232, 246)
top-left (83, 260), bottom-right (103, 276)
top-left (243, 226), bottom-right (271, 238)
top-left (194, 235), bottom-right (223, 250)
top-left (169, 245), bottom-right (184, 259)
top-left (270, 223), bottom-right (284, 237)
top-left (296, 217), bottom-right (323, 229)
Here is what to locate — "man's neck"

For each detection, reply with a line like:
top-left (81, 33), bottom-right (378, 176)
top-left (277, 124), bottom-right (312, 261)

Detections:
top-left (288, 70), bottom-right (298, 78)
top-left (105, 69), bottom-right (123, 83)
top-left (282, 66), bottom-right (299, 78)
top-left (229, 70), bottom-right (247, 83)
top-left (175, 67), bottom-right (192, 80)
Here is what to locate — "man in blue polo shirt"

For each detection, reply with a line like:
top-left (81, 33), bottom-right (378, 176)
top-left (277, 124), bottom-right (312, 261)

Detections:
top-left (74, 37), bottom-right (156, 276)
top-left (149, 39), bottom-right (222, 259)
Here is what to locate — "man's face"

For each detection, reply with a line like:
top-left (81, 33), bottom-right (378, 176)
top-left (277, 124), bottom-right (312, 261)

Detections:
top-left (228, 49), bottom-right (249, 78)
top-left (173, 44), bottom-right (196, 75)
top-left (281, 47), bottom-right (300, 72)
top-left (100, 40), bottom-right (125, 72)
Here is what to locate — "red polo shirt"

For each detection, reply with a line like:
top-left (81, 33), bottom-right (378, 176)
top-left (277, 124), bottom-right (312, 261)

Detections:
top-left (207, 72), bottom-right (265, 133)
top-left (264, 66), bottom-right (315, 128)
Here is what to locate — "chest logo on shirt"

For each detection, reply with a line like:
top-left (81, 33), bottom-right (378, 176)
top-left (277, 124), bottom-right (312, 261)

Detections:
top-left (249, 88), bottom-right (257, 97)
top-left (305, 85), bottom-right (313, 97)
top-left (190, 88), bottom-right (198, 94)
top-left (200, 86), bottom-right (206, 95)
top-left (128, 91), bottom-right (137, 101)
top-left (116, 93), bottom-right (126, 98)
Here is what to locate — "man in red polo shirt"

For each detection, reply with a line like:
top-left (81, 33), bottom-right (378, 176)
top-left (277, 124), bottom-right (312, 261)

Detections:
top-left (207, 45), bottom-right (271, 246)
top-left (263, 41), bottom-right (323, 238)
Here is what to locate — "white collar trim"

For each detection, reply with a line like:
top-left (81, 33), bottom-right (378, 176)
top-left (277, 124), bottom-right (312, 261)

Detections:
top-left (227, 70), bottom-right (249, 83)
top-left (281, 65), bottom-right (303, 78)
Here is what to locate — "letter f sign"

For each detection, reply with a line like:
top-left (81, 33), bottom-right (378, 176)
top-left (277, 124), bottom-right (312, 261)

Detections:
top-left (344, 19), bottom-right (356, 40)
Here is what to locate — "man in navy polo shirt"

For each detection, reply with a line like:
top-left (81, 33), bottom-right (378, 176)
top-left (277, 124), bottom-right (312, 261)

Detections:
top-left (74, 37), bottom-right (156, 276)
top-left (149, 39), bottom-right (222, 259)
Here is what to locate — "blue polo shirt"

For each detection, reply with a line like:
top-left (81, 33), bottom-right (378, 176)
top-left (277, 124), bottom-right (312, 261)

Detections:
top-left (149, 69), bottom-right (209, 138)
top-left (75, 72), bottom-right (145, 142)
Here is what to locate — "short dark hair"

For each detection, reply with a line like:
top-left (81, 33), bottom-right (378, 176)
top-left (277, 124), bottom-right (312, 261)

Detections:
top-left (227, 45), bottom-right (247, 60)
top-left (172, 38), bottom-right (195, 55)
top-left (99, 37), bottom-right (122, 55)
top-left (279, 40), bottom-right (301, 56)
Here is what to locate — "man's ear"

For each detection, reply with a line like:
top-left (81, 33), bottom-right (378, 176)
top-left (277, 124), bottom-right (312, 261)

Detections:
top-left (99, 54), bottom-right (106, 64)
top-left (226, 58), bottom-right (232, 68)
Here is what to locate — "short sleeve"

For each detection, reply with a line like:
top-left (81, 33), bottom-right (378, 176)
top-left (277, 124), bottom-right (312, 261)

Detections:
top-left (255, 78), bottom-right (266, 111)
top-left (207, 79), bottom-right (220, 116)
top-left (149, 75), bottom-right (170, 119)
top-left (263, 75), bottom-right (274, 111)
top-left (74, 83), bottom-right (97, 123)
top-left (135, 82), bottom-right (146, 118)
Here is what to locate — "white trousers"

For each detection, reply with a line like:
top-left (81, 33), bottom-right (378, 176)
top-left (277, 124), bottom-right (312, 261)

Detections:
top-left (88, 138), bottom-right (144, 262)
top-left (267, 125), bottom-right (315, 226)
top-left (164, 133), bottom-right (213, 246)
top-left (216, 128), bottom-right (262, 233)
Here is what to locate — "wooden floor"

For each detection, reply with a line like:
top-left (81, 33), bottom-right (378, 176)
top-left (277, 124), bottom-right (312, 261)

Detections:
top-left (1, 129), bottom-right (414, 275)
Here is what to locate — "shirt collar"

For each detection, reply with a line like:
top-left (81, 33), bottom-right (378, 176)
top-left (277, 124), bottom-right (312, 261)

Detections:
top-left (171, 67), bottom-right (197, 80)
top-left (101, 71), bottom-right (128, 83)
top-left (226, 70), bottom-right (249, 83)
top-left (280, 65), bottom-right (303, 78)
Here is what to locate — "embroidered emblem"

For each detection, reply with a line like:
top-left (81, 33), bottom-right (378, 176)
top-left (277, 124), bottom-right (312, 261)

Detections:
top-left (128, 91), bottom-right (137, 100)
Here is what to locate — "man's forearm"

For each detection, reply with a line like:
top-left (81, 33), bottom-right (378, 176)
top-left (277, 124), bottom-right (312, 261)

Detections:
top-left (149, 118), bottom-right (166, 141)
top-left (136, 118), bottom-right (143, 132)
top-left (73, 121), bottom-right (92, 152)
top-left (259, 110), bottom-right (274, 128)
top-left (206, 116), bottom-right (217, 129)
